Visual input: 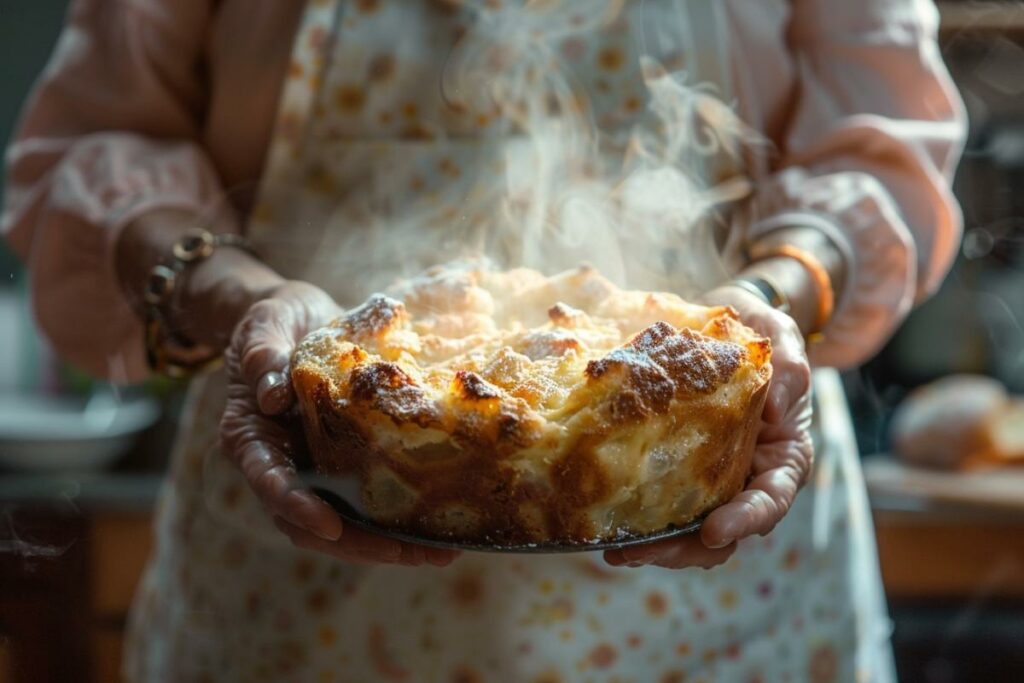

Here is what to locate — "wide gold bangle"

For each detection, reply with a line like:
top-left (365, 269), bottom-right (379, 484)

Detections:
top-left (143, 229), bottom-right (256, 379)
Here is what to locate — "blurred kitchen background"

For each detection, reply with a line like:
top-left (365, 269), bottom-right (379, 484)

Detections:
top-left (1, 1), bottom-right (1022, 681)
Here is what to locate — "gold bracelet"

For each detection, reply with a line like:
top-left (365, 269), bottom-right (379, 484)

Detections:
top-left (726, 274), bottom-right (791, 314)
top-left (143, 229), bottom-right (256, 378)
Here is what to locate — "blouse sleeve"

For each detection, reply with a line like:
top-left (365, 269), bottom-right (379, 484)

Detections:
top-left (1, 0), bottom-right (228, 383)
top-left (734, 0), bottom-right (967, 369)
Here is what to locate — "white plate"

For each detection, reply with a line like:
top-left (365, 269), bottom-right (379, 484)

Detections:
top-left (0, 393), bottom-right (160, 473)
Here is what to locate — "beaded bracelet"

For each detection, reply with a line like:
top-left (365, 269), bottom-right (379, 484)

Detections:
top-left (143, 229), bottom-right (256, 378)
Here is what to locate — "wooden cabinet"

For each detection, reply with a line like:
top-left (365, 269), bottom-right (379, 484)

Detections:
top-left (866, 459), bottom-right (1024, 680)
top-left (90, 514), bottom-right (153, 618)
top-left (874, 512), bottom-right (1024, 599)
top-left (89, 513), bottom-right (153, 683)
top-left (0, 507), bottom-right (152, 683)
top-left (865, 457), bottom-right (1024, 599)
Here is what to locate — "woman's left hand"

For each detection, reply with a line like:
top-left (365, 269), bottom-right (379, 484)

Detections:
top-left (604, 285), bottom-right (814, 570)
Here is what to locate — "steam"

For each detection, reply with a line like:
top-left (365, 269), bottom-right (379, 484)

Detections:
top-left (0, 505), bottom-right (78, 560)
top-left (255, 0), bottom-right (764, 306)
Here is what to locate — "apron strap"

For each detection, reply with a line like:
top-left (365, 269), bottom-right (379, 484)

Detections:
top-left (676, 0), bottom-right (739, 185)
top-left (673, 0), bottom-right (746, 276)
top-left (679, 0), bottom-right (734, 105)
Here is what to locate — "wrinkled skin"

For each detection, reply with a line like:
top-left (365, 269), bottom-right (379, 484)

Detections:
top-left (219, 281), bottom-right (459, 567)
top-left (604, 285), bottom-right (814, 570)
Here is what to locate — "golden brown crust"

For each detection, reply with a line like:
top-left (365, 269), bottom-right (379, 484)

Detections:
top-left (292, 263), bottom-right (771, 544)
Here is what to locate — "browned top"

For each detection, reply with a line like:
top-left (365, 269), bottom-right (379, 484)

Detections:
top-left (292, 263), bottom-right (771, 543)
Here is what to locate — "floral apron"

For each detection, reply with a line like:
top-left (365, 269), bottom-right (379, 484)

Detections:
top-left (124, 2), bottom-right (896, 681)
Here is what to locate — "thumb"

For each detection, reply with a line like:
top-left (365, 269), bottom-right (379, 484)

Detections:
top-left (763, 317), bottom-right (810, 425)
top-left (233, 299), bottom-right (297, 415)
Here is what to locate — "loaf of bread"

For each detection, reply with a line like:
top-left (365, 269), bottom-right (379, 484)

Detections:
top-left (891, 374), bottom-right (1024, 469)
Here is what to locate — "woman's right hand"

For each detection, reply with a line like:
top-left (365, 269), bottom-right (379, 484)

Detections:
top-left (118, 211), bottom-right (455, 566)
top-left (219, 280), bottom-right (460, 567)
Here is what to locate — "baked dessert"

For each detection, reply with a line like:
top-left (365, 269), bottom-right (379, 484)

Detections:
top-left (292, 263), bottom-right (771, 545)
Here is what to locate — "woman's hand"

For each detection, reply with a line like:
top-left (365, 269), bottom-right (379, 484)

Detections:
top-left (604, 285), bottom-right (813, 570)
top-left (118, 211), bottom-right (456, 566)
top-left (219, 280), bottom-right (460, 567)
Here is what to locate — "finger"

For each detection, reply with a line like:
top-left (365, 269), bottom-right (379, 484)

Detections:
top-left (764, 363), bottom-right (809, 424)
top-left (274, 517), bottom-right (459, 567)
top-left (700, 464), bottom-right (803, 547)
top-left (237, 439), bottom-right (344, 541)
top-left (274, 517), bottom-right (397, 564)
top-left (604, 535), bottom-right (737, 570)
top-left (234, 302), bottom-right (297, 415)
top-left (397, 542), bottom-right (426, 566)
top-left (763, 324), bottom-right (810, 425)
top-left (787, 387), bottom-right (815, 433)
top-left (256, 369), bottom-right (295, 416)
top-left (424, 547), bottom-right (461, 567)
top-left (763, 381), bottom-right (789, 426)
top-left (752, 426), bottom-right (815, 479)
top-left (274, 517), bottom-right (430, 566)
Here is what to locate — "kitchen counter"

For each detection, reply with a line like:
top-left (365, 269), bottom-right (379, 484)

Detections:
top-left (0, 471), bottom-right (163, 511)
top-left (864, 456), bottom-right (1024, 518)
top-left (864, 457), bottom-right (1024, 600)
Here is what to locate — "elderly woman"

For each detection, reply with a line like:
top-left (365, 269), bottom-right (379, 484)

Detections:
top-left (3, 0), bottom-right (963, 681)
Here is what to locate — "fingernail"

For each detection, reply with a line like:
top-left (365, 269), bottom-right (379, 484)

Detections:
top-left (706, 537), bottom-right (733, 549)
top-left (259, 370), bottom-right (284, 393)
top-left (288, 491), bottom-right (343, 541)
top-left (258, 371), bottom-right (288, 412)
top-left (605, 550), bottom-right (625, 566)
top-left (426, 551), bottom-right (456, 567)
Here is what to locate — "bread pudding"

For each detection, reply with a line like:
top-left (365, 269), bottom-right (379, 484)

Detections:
top-left (291, 264), bottom-right (771, 545)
